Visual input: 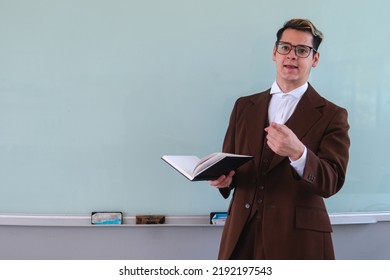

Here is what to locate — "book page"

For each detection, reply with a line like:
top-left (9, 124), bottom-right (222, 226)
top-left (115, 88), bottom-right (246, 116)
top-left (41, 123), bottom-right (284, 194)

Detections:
top-left (162, 155), bottom-right (200, 179)
top-left (193, 153), bottom-right (253, 177)
top-left (193, 153), bottom-right (223, 176)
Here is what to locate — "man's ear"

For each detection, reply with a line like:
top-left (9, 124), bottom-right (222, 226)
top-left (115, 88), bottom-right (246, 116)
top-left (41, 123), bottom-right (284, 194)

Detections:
top-left (312, 52), bottom-right (320, 68)
top-left (272, 46), bottom-right (277, 61)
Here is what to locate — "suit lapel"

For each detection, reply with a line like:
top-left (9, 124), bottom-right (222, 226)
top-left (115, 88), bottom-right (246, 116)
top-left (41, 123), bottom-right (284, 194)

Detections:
top-left (244, 91), bottom-right (271, 167)
top-left (268, 84), bottom-right (325, 171)
top-left (287, 85), bottom-right (324, 139)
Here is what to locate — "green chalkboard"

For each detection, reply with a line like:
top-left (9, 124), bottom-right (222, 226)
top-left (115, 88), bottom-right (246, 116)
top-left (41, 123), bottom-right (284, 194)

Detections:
top-left (0, 0), bottom-right (389, 215)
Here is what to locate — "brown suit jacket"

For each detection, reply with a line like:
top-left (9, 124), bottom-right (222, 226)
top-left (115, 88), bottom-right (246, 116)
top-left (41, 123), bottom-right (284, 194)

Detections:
top-left (218, 84), bottom-right (350, 259)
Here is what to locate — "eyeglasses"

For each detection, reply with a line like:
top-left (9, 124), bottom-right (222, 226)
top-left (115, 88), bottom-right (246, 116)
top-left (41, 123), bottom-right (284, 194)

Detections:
top-left (275, 41), bottom-right (317, 58)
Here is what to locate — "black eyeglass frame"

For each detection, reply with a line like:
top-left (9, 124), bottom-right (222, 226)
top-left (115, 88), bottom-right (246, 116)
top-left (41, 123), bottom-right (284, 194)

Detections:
top-left (275, 41), bottom-right (317, 58)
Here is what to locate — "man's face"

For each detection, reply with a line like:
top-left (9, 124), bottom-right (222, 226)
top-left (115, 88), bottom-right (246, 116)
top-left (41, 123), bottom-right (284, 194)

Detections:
top-left (272, 28), bottom-right (320, 91)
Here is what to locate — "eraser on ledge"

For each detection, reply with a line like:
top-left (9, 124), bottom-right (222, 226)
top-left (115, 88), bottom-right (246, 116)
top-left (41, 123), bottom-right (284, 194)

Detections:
top-left (91, 212), bottom-right (123, 225)
top-left (136, 215), bottom-right (165, 224)
top-left (210, 212), bottom-right (227, 225)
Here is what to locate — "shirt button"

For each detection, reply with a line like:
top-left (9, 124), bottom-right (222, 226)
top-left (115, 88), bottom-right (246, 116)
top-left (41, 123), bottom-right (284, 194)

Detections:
top-left (258, 185), bottom-right (265, 190)
top-left (245, 203), bottom-right (251, 209)
top-left (257, 199), bottom-right (263, 204)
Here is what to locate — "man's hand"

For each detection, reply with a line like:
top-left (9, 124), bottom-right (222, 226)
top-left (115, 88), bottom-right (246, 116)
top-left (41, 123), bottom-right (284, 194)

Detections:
top-left (209, 170), bottom-right (235, 189)
top-left (265, 122), bottom-right (305, 161)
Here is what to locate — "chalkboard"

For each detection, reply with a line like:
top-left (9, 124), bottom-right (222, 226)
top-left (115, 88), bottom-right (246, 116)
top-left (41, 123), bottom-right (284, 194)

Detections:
top-left (0, 0), bottom-right (389, 215)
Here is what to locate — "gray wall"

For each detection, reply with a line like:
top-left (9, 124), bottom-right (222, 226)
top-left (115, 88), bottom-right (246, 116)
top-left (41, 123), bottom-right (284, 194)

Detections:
top-left (1, 214), bottom-right (389, 260)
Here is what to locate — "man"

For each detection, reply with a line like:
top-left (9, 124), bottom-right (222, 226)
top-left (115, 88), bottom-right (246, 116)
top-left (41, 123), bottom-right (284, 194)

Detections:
top-left (210, 18), bottom-right (350, 259)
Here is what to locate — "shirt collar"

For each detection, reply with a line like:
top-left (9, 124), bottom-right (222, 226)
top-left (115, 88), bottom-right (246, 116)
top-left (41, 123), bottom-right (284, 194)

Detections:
top-left (270, 81), bottom-right (308, 99)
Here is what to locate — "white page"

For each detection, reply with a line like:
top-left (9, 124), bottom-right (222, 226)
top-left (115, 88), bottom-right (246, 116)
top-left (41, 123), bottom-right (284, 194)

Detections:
top-left (162, 155), bottom-right (200, 180)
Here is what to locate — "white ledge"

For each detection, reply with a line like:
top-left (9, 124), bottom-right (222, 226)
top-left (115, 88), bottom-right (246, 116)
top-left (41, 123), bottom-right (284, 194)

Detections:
top-left (0, 214), bottom-right (211, 227)
top-left (0, 212), bottom-right (390, 227)
top-left (329, 212), bottom-right (390, 225)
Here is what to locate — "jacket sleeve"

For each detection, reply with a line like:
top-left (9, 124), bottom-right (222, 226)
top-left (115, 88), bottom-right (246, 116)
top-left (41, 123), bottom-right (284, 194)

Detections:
top-left (301, 107), bottom-right (350, 198)
top-left (219, 99), bottom-right (239, 199)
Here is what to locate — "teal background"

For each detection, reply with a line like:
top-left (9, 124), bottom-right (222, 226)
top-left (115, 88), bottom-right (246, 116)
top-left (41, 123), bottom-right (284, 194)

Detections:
top-left (0, 0), bottom-right (389, 215)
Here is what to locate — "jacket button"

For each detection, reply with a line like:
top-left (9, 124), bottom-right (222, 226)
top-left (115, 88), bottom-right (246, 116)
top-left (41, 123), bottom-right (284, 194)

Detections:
top-left (245, 203), bottom-right (251, 209)
top-left (307, 174), bottom-right (316, 182)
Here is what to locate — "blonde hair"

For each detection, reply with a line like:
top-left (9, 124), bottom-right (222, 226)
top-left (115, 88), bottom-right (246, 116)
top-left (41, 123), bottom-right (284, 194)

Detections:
top-left (276, 18), bottom-right (324, 51)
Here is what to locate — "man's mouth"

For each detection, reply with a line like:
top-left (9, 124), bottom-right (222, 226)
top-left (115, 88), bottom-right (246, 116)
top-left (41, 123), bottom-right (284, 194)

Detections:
top-left (284, 64), bottom-right (298, 69)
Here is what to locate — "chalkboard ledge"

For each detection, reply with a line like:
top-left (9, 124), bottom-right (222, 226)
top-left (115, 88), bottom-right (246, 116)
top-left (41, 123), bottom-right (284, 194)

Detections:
top-left (1, 212), bottom-right (390, 227)
top-left (0, 214), bottom-right (212, 227)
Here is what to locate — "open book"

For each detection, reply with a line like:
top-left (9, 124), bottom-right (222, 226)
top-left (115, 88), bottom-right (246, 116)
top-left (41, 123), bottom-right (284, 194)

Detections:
top-left (162, 152), bottom-right (253, 181)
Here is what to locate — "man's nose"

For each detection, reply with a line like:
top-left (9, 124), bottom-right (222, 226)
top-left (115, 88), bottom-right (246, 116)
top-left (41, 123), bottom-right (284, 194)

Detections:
top-left (287, 47), bottom-right (298, 59)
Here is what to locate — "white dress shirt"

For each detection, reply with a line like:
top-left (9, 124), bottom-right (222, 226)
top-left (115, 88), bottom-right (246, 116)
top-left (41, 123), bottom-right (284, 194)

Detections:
top-left (268, 81), bottom-right (308, 177)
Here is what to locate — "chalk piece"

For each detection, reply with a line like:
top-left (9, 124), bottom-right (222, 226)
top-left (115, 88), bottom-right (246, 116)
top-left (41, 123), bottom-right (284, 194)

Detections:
top-left (91, 212), bottom-right (123, 225)
top-left (136, 215), bottom-right (165, 224)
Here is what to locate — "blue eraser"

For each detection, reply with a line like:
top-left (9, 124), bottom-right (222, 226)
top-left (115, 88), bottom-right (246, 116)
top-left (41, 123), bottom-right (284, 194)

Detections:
top-left (91, 212), bottom-right (123, 225)
top-left (211, 212), bottom-right (227, 225)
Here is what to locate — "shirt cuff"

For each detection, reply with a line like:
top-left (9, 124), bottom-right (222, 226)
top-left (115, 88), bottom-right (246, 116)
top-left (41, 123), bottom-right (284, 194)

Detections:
top-left (289, 146), bottom-right (307, 177)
